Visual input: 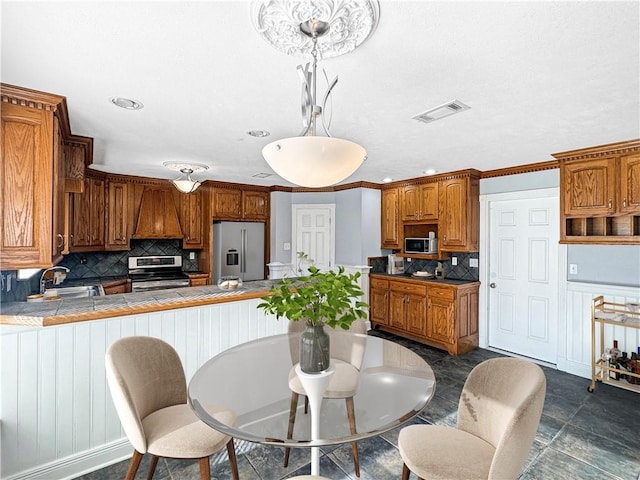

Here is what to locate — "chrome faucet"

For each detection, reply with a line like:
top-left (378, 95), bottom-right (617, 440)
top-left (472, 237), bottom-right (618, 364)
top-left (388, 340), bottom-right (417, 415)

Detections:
top-left (40, 266), bottom-right (70, 294)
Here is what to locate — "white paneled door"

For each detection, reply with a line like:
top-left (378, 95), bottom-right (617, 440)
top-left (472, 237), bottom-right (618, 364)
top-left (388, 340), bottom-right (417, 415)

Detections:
top-left (488, 195), bottom-right (559, 363)
top-left (292, 204), bottom-right (335, 272)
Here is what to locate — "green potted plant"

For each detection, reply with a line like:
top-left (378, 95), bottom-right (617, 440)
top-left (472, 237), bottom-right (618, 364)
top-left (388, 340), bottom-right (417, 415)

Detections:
top-left (258, 265), bottom-right (369, 373)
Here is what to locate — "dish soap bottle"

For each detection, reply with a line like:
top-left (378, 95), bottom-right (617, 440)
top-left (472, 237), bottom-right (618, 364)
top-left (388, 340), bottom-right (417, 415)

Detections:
top-left (435, 262), bottom-right (444, 279)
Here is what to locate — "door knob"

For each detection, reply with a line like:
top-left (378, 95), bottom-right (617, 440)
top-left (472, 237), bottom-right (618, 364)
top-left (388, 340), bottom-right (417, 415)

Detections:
top-left (489, 283), bottom-right (496, 288)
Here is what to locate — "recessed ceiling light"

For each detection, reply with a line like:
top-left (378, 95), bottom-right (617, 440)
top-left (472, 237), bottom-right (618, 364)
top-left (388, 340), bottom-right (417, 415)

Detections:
top-left (109, 97), bottom-right (144, 110)
top-left (423, 169), bottom-right (437, 175)
top-left (247, 130), bottom-right (270, 137)
top-left (381, 177), bottom-right (393, 183)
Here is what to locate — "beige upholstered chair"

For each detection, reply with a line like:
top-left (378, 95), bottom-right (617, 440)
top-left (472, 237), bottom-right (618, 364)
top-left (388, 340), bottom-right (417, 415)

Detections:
top-left (399, 357), bottom-right (546, 480)
top-left (285, 319), bottom-right (367, 477)
top-left (105, 336), bottom-right (239, 480)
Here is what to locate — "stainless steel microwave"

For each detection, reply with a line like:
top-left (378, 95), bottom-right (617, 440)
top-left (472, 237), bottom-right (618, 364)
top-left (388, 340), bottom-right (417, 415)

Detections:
top-left (405, 237), bottom-right (437, 254)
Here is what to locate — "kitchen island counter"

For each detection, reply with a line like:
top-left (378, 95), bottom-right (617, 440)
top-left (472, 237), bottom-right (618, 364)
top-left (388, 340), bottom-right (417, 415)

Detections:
top-left (0, 279), bottom-right (281, 327)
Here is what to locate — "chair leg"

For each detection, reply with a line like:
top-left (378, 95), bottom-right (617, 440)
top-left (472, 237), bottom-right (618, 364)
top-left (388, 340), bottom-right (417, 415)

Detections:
top-left (145, 454), bottom-right (159, 480)
top-left (226, 439), bottom-right (240, 480)
top-left (401, 463), bottom-right (410, 480)
top-left (346, 397), bottom-right (360, 477)
top-left (125, 450), bottom-right (144, 480)
top-left (198, 457), bottom-right (210, 480)
top-left (283, 391), bottom-right (299, 467)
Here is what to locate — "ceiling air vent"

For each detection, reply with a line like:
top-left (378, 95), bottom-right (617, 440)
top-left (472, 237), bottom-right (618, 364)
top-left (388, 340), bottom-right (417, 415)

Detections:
top-left (413, 100), bottom-right (471, 124)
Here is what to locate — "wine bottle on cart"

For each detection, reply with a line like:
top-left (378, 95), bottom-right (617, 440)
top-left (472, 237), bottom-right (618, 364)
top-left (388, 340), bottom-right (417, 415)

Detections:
top-left (608, 340), bottom-right (621, 380)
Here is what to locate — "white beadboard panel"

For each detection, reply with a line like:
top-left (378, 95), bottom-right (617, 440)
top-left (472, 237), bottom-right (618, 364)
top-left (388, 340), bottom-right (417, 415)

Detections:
top-left (74, 322), bottom-right (92, 454)
top-left (558, 282), bottom-right (640, 379)
top-left (1, 333), bottom-right (19, 473)
top-left (0, 298), bottom-right (285, 480)
top-left (38, 328), bottom-right (57, 463)
top-left (19, 330), bottom-right (39, 472)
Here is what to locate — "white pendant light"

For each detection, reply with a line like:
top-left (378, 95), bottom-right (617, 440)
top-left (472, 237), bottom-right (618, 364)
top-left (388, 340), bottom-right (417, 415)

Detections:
top-left (163, 162), bottom-right (209, 194)
top-left (262, 19), bottom-right (367, 188)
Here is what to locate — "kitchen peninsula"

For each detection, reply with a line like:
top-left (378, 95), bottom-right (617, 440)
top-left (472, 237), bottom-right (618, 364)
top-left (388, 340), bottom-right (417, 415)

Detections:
top-left (0, 279), bottom-right (279, 327)
top-left (0, 280), bottom-right (291, 480)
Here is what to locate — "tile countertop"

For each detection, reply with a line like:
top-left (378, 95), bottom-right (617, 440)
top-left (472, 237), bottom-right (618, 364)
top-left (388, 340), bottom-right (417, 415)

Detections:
top-left (370, 272), bottom-right (480, 286)
top-left (0, 279), bottom-right (281, 327)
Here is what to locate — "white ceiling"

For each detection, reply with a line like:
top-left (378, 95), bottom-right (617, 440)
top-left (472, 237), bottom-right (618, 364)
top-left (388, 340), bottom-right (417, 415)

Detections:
top-left (2, 1), bottom-right (639, 187)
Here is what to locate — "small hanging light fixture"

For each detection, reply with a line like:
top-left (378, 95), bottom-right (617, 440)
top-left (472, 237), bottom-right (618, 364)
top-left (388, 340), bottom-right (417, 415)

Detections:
top-left (163, 162), bottom-right (209, 194)
top-left (261, 19), bottom-right (367, 188)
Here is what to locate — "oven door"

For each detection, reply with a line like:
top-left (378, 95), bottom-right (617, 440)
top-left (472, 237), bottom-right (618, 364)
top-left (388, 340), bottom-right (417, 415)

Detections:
top-left (131, 279), bottom-right (190, 293)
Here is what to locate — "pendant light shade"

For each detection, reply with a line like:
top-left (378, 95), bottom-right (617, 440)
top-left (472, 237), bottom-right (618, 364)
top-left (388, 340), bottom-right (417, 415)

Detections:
top-left (260, 18), bottom-right (367, 188)
top-left (172, 170), bottom-right (202, 194)
top-left (163, 161), bottom-right (209, 194)
top-left (262, 136), bottom-right (366, 188)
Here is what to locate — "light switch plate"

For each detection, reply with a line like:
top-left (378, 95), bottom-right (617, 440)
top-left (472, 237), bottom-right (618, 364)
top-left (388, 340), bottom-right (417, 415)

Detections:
top-left (189, 252), bottom-right (196, 260)
top-left (569, 263), bottom-right (578, 274)
top-left (469, 258), bottom-right (479, 268)
top-left (283, 242), bottom-right (291, 251)
top-left (451, 257), bottom-right (457, 266)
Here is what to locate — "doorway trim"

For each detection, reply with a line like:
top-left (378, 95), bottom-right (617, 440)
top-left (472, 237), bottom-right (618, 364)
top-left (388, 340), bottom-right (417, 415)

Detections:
top-left (479, 188), bottom-right (567, 362)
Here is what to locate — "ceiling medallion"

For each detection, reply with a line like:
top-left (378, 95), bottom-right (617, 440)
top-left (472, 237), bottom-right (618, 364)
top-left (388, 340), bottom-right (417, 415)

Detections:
top-left (250, 0), bottom-right (380, 59)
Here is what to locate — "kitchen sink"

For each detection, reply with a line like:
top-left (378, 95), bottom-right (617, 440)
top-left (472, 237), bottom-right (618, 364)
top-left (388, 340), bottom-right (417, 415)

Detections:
top-left (44, 285), bottom-right (104, 299)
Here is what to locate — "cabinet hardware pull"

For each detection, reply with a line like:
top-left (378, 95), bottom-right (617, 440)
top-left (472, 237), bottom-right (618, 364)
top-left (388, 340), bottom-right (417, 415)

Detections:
top-left (489, 283), bottom-right (496, 288)
top-left (57, 234), bottom-right (64, 248)
top-left (623, 198), bottom-right (627, 208)
top-left (608, 199), bottom-right (612, 209)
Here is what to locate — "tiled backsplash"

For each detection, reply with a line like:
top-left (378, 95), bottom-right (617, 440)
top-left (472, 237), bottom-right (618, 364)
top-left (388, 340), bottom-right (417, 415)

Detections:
top-left (369, 252), bottom-right (480, 281)
top-left (0, 240), bottom-right (200, 303)
top-left (60, 240), bottom-right (200, 279)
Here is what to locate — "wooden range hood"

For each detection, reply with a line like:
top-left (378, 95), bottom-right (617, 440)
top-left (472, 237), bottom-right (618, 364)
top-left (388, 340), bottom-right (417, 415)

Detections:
top-left (132, 187), bottom-right (183, 239)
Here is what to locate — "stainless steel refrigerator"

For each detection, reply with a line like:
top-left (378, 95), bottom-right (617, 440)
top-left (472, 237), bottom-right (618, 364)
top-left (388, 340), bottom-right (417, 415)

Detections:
top-left (212, 221), bottom-right (265, 283)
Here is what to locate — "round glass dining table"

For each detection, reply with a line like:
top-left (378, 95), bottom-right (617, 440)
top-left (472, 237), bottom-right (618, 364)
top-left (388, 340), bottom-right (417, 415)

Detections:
top-left (188, 332), bottom-right (436, 451)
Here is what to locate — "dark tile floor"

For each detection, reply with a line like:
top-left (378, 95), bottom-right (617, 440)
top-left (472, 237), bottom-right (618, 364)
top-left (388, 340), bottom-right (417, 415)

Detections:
top-left (76, 330), bottom-right (640, 480)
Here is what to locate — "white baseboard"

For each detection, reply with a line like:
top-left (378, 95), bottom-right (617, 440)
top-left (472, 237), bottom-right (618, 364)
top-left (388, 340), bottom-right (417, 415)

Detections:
top-left (556, 357), bottom-right (592, 380)
top-left (3, 439), bottom-right (131, 480)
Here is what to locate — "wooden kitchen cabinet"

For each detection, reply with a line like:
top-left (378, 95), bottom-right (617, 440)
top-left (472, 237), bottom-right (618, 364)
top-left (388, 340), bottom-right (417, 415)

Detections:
top-left (369, 274), bottom-right (479, 355)
top-left (0, 85), bottom-right (68, 269)
top-left (105, 180), bottom-right (129, 250)
top-left (180, 188), bottom-right (204, 249)
top-left (243, 190), bottom-right (269, 220)
top-left (561, 157), bottom-right (616, 217)
top-left (438, 175), bottom-right (479, 252)
top-left (427, 283), bottom-right (479, 355)
top-left (212, 186), bottom-right (269, 221)
top-left (102, 279), bottom-right (131, 295)
top-left (71, 176), bottom-right (105, 251)
top-left (401, 183), bottom-right (438, 222)
top-left (370, 277), bottom-right (390, 326)
top-left (554, 140), bottom-right (640, 244)
top-left (381, 187), bottom-right (401, 249)
top-left (389, 280), bottom-right (427, 335)
top-left (187, 272), bottom-right (209, 286)
top-left (213, 188), bottom-right (242, 219)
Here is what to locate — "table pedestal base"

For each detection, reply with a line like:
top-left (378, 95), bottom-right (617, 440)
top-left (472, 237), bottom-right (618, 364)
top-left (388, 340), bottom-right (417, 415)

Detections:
top-left (295, 363), bottom-right (335, 476)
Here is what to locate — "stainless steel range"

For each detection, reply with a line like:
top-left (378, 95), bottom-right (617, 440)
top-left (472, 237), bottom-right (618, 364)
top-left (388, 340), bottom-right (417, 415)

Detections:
top-left (128, 255), bottom-right (190, 292)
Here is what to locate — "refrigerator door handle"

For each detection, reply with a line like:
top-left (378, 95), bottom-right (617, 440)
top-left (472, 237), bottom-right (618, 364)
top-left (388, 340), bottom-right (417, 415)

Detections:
top-left (241, 229), bottom-right (247, 273)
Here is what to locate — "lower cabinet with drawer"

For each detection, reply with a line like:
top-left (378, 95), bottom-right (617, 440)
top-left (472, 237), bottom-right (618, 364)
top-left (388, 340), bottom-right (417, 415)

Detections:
top-left (369, 274), bottom-right (479, 355)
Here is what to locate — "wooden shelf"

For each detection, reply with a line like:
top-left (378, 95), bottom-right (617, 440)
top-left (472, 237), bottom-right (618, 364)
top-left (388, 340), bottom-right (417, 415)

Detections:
top-left (563, 215), bottom-right (640, 243)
